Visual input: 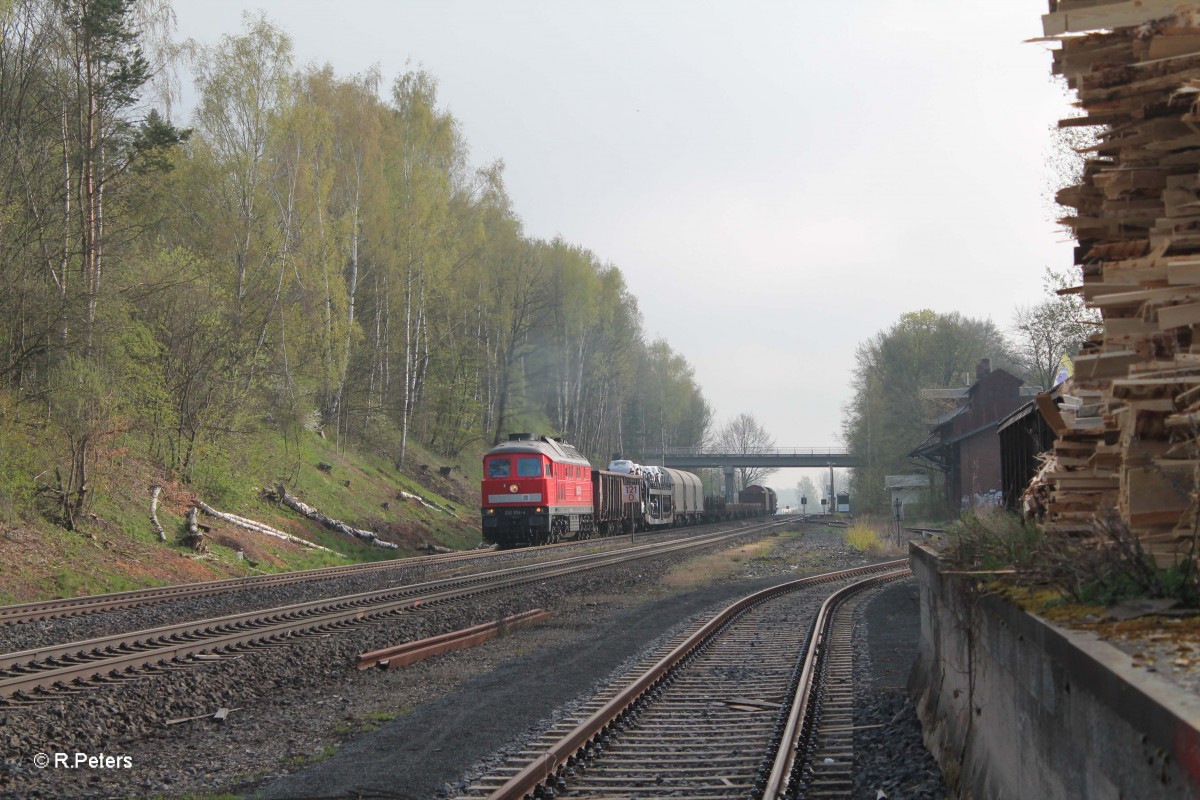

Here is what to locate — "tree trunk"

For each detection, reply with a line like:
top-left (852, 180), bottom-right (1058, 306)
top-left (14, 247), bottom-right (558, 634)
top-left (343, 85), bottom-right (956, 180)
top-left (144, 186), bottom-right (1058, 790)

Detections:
top-left (150, 486), bottom-right (166, 542)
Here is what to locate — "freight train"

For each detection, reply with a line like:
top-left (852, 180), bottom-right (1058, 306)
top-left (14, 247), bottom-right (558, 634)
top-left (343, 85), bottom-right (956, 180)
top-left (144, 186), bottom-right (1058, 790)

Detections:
top-left (481, 433), bottom-right (776, 548)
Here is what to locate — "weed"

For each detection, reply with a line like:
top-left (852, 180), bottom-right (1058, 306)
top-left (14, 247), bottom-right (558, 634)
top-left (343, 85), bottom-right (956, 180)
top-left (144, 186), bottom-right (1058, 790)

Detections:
top-left (945, 510), bottom-right (1043, 571)
top-left (846, 524), bottom-right (884, 556)
top-left (943, 509), bottom-right (1200, 608)
top-left (366, 710), bottom-right (397, 723)
top-left (285, 745), bottom-right (337, 767)
top-left (1052, 513), bottom-right (1200, 606)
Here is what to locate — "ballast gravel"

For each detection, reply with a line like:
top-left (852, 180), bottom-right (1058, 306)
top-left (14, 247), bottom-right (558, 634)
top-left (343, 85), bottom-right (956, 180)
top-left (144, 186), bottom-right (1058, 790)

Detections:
top-left (853, 579), bottom-right (947, 800)
top-left (0, 523), bottom-right (945, 800)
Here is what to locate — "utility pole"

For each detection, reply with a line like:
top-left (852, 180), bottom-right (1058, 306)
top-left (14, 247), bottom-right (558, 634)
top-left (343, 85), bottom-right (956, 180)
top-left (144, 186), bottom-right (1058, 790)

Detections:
top-left (829, 465), bottom-right (835, 514)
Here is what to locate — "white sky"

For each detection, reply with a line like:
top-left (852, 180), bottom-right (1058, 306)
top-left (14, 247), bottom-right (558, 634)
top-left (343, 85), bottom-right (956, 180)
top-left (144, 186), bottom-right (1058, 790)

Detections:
top-left (172, 0), bottom-right (1073, 494)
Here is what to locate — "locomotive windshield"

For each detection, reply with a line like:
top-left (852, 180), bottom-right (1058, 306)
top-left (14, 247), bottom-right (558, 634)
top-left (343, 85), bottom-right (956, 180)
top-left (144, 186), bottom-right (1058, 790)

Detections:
top-left (487, 458), bottom-right (511, 478)
top-left (517, 457), bottom-right (542, 477)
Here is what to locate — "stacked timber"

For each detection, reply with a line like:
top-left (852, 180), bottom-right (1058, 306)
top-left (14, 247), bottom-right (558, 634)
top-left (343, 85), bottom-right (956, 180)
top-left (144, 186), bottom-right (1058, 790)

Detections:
top-left (1042, 1), bottom-right (1200, 562)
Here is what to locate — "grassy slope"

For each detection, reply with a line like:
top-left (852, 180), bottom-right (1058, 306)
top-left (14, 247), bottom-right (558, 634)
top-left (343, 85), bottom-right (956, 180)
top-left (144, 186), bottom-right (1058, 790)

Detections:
top-left (0, 428), bottom-right (485, 605)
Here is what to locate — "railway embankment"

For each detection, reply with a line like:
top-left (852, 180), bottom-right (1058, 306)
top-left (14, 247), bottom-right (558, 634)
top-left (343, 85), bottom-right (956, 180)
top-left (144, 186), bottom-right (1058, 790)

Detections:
top-left (910, 542), bottom-right (1200, 799)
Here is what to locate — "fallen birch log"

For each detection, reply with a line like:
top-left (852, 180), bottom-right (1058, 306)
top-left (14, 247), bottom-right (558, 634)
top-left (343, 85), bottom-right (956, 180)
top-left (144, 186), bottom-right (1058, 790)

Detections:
top-left (150, 486), bottom-right (167, 542)
top-left (182, 506), bottom-right (206, 552)
top-left (194, 499), bottom-right (344, 556)
top-left (275, 485), bottom-right (399, 550)
top-left (398, 490), bottom-right (458, 517)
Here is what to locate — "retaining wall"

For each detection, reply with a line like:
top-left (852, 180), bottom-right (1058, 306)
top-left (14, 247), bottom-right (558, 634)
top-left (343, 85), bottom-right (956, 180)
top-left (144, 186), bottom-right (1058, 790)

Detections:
top-left (909, 542), bottom-right (1200, 799)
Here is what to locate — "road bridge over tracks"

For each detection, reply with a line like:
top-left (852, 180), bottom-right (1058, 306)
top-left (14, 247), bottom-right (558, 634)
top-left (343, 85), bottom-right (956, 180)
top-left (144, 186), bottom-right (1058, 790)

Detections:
top-left (646, 448), bottom-right (861, 502)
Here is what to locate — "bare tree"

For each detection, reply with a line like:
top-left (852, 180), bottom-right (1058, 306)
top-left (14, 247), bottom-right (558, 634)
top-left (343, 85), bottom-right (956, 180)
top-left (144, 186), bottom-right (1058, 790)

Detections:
top-left (796, 475), bottom-right (820, 512)
top-left (1010, 270), bottom-right (1098, 390)
top-left (715, 412), bottom-right (776, 489)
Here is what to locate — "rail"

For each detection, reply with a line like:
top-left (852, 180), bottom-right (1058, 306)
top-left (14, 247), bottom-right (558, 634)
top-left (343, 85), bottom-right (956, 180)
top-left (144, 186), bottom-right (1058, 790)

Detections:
top-left (763, 567), bottom-right (911, 798)
top-left (0, 519), bottom-right (791, 703)
top-left (482, 559), bottom-right (908, 800)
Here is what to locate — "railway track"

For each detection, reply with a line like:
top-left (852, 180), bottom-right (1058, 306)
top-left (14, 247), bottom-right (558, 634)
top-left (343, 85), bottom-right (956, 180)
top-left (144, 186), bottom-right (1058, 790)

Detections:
top-left (457, 560), bottom-right (909, 800)
top-left (0, 519), bottom-right (791, 628)
top-left (0, 547), bottom-right (504, 627)
top-left (0, 519), bottom-right (790, 705)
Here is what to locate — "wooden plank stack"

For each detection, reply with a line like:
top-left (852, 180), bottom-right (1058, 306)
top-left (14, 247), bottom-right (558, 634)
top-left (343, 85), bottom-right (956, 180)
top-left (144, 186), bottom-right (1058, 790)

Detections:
top-left (1041, 1), bottom-right (1200, 562)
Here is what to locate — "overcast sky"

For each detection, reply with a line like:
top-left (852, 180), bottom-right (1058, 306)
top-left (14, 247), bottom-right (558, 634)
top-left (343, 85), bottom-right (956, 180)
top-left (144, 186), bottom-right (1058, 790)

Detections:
top-left (173, 1), bottom-right (1072, 494)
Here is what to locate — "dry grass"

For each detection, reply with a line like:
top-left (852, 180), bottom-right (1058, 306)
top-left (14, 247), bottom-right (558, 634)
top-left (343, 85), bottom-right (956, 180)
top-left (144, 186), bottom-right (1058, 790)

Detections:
top-left (658, 529), bottom-right (804, 590)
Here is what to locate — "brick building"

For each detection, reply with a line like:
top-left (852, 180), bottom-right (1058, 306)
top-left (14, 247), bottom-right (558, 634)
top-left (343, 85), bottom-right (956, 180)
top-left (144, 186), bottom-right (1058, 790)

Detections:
top-left (910, 359), bottom-right (1033, 512)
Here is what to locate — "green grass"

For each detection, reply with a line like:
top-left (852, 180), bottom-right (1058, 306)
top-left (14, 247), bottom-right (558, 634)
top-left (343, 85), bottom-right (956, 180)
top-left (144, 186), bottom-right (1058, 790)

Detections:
top-left (0, 407), bottom-right (488, 603)
top-left (332, 707), bottom-right (412, 736)
top-left (366, 710), bottom-right (398, 723)
top-left (285, 744), bottom-right (338, 767)
top-left (51, 567), bottom-right (155, 598)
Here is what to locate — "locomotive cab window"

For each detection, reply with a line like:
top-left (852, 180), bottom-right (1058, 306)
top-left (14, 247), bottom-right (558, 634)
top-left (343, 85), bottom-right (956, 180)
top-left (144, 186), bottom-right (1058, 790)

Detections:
top-left (487, 459), bottom-right (511, 478)
top-left (517, 457), bottom-right (542, 477)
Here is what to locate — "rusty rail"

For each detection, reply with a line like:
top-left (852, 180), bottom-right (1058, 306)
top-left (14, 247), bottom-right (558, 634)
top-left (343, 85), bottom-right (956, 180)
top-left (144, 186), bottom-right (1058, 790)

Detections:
top-left (357, 609), bottom-right (550, 670)
top-left (484, 559), bottom-right (908, 800)
top-left (0, 547), bottom-right (492, 626)
top-left (762, 567), bottom-right (910, 798)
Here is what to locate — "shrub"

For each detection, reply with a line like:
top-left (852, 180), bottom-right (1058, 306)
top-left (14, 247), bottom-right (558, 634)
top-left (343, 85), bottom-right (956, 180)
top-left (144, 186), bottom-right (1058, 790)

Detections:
top-left (1050, 512), bottom-right (1200, 607)
top-left (943, 509), bottom-right (1200, 607)
top-left (846, 524), bottom-right (884, 556)
top-left (945, 509), bottom-right (1044, 572)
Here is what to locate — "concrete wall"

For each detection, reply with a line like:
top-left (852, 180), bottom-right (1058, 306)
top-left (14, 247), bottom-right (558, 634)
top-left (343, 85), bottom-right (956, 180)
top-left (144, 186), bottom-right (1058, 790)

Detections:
top-left (909, 543), bottom-right (1200, 800)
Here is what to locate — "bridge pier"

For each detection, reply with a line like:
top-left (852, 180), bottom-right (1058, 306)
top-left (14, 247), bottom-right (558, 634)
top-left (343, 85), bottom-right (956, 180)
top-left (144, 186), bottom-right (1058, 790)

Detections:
top-left (723, 467), bottom-right (736, 502)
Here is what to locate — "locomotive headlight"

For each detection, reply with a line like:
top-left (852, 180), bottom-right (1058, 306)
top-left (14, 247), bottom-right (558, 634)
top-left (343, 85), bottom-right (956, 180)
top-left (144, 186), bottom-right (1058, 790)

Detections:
top-left (536, 507), bottom-right (543, 513)
top-left (486, 508), bottom-right (495, 515)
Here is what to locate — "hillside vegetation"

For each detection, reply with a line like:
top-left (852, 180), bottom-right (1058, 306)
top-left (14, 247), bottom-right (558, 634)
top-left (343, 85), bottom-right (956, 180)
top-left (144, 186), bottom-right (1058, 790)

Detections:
top-left (0, 4), bottom-right (713, 600)
top-left (0, 417), bottom-right (484, 604)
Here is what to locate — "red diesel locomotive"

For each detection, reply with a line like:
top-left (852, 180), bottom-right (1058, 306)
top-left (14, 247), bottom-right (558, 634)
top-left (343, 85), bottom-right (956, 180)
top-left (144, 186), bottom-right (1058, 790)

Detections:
top-left (481, 433), bottom-right (596, 546)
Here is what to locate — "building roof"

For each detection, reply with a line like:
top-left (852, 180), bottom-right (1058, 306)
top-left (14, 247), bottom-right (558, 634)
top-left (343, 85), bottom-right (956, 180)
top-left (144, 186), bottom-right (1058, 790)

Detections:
top-left (886, 474), bottom-right (929, 489)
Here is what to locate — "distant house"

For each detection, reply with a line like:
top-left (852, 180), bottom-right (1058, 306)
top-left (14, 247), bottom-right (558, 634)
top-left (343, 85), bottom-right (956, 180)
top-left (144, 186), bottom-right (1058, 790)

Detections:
top-left (885, 474), bottom-right (929, 519)
top-left (910, 359), bottom-right (1036, 512)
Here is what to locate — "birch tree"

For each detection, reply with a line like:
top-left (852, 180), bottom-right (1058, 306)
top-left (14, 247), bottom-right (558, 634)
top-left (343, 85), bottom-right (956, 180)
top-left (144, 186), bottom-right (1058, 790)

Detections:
top-left (187, 13), bottom-right (292, 385)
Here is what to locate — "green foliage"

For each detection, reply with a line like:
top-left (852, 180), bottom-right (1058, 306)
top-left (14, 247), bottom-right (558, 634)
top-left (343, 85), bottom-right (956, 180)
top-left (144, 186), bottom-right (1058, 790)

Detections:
top-left (843, 310), bottom-right (1016, 513)
top-left (1050, 557), bottom-right (1200, 608)
top-left (1052, 515), bottom-right (1200, 607)
top-left (943, 511), bottom-right (1200, 607)
top-left (0, 395), bottom-right (40, 524)
top-left (945, 510), bottom-right (1043, 571)
top-left (0, 7), bottom-right (713, 553)
top-left (285, 744), bottom-right (338, 767)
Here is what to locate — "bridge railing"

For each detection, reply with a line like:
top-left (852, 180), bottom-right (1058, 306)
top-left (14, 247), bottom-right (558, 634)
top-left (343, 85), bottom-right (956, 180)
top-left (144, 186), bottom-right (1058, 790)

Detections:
top-left (657, 446), bottom-right (848, 457)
